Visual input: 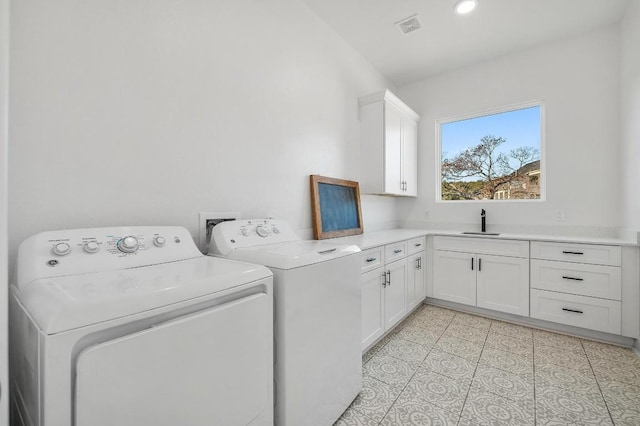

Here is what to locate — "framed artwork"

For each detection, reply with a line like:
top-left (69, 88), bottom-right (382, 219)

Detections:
top-left (310, 175), bottom-right (363, 240)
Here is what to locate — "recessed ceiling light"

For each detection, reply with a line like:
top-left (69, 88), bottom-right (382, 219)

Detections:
top-left (454, 0), bottom-right (478, 15)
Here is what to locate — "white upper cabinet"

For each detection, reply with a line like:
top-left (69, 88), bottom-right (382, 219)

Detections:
top-left (359, 90), bottom-right (420, 196)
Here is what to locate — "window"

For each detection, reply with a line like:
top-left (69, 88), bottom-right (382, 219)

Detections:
top-left (437, 102), bottom-right (544, 201)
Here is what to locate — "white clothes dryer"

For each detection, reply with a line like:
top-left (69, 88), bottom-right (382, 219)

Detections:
top-left (10, 226), bottom-right (273, 426)
top-left (210, 219), bottom-right (362, 426)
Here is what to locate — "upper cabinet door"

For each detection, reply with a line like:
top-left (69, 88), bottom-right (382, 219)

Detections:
top-left (384, 102), bottom-right (404, 195)
top-left (402, 117), bottom-right (418, 196)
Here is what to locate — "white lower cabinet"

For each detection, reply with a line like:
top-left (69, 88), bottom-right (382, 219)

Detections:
top-left (407, 251), bottom-right (426, 311)
top-left (384, 259), bottom-right (408, 329)
top-left (432, 237), bottom-right (530, 317)
top-left (361, 267), bottom-right (385, 348)
top-left (360, 236), bottom-right (426, 351)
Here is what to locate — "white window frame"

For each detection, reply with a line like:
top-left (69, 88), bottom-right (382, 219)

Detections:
top-left (435, 100), bottom-right (546, 203)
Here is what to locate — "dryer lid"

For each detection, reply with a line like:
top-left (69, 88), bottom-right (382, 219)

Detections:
top-left (223, 240), bottom-right (361, 270)
top-left (14, 256), bottom-right (272, 334)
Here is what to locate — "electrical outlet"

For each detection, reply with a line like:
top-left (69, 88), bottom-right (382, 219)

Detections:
top-left (199, 211), bottom-right (240, 253)
top-left (556, 210), bottom-right (566, 222)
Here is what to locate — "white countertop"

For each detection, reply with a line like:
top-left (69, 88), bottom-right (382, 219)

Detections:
top-left (330, 228), bottom-right (638, 250)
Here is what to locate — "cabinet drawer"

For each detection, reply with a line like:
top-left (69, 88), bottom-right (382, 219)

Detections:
top-left (361, 247), bottom-right (385, 273)
top-left (530, 289), bottom-right (621, 335)
top-left (433, 236), bottom-right (529, 258)
top-left (530, 260), bottom-right (621, 300)
top-left (530, 241), bottom-right (621, 266)
top-left (385, 241), bottom-right (408, 263)
top-left (407, 236), bottom-right (426, 255)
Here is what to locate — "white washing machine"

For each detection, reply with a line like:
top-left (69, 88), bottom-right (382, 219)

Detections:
top-left (10, 226), bottom-right (274, 426)
top-left (210, 219), bottom-right (362, 426)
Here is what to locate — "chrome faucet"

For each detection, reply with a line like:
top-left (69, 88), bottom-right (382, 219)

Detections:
top-left (481, 209), bottom-right (486, 233)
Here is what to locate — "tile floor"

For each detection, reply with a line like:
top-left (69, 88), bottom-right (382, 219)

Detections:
top-left (334, 304), bottom-right (640, 426)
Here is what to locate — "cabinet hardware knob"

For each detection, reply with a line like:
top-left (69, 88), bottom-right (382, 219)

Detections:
top-left (562, 251), bottom-right (584, 255)
top-left (562, 308), bottom-right (584, 314)
top-left (562, 276), bottom-right (584, 281)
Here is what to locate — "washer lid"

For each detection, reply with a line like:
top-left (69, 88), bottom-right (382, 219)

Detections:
top-left (223, 240), bottom-right (361, 270)
top-left (14, 256), bottom-right (272, 334)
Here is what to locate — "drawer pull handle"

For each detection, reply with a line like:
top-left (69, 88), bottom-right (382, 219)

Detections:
top-left (381, 271), bottom-right (387, 288)
top-left (562, 308), bottom-right (584, 314)
top-left (562, 276), bottom-right (584, 281)
top-left (318, 248), bottom-right (337, 254)
top-left (365, 257), bottom-right (377, 263)
top-left (393, 249), bottom-right (403, 254)
top-left (471, 257), bottom-right (474, 271)
top-left (387, 270), bottom-right (391, 286)
top-left (414, 243), bottom-right (422, 247)
top-left (562, 251), bottom-right (584, 255)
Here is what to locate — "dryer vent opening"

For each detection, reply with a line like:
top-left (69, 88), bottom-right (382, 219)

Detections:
top-left (395, 14), bottom-right (421, 34)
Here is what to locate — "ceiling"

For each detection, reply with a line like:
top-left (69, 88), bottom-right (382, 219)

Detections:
top-left (299, 0), bottom-right (630, 86)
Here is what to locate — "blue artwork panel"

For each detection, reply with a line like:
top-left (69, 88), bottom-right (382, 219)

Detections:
top-left (318, 183), bottom-right (359, 232)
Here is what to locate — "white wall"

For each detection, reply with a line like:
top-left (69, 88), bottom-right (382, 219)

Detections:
top-left (396, 26), bottom-right (621, 237)
top-left (8, 0), bottom-right (395, 266)
top-left (620, 0), bottom-right (640, 242)
top-left (0, 0), bottom-right (8, 420)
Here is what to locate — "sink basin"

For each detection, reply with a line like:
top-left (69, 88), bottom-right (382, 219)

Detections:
top-left (461, 231), bottom-right (501, 236)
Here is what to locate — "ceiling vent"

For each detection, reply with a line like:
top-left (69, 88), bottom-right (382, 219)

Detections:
top-left (395, 14), bottom-right (421, 34)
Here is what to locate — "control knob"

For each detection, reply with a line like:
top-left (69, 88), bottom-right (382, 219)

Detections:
top-left (256, 226), bottom-right (268, 238)
top-left (153, 236), bottom-right (166, 247)
top-left (241, 228), bottom-right (250, 237)
top-left (117, 236), bottom-right (139, 253)
top-left (52, 242), bottom-right (71, 256)
top-left (83, 241), bottom-right (100, 253)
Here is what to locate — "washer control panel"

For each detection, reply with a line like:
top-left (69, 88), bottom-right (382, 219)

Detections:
top-left (17, 226), bottom-right (202, 286)
top-left (210, 218), bottom-right (299, 256)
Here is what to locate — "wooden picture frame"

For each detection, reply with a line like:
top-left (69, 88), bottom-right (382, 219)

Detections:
top-left (310, 175), bottom-right (363, 240)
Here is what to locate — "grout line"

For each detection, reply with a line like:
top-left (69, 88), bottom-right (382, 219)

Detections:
top-left (582, 340), bottom-right (616, 425)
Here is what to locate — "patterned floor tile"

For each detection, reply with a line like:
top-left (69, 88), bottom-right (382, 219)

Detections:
top-left (600, 380), bottom-right (640, 426)
top-left (435, 336), bottom-right (484, 361)
top-left (472, 365), bottom-right (533, 403)
top-left (404, 369), bottom-right (471, 416)
top-left (349, 375), bottom-right (403, 423)
top-left (333, 407), bottom-right (380, 426)
top-left (363, 353), bottom-right (417, 387)
top-left (534, 344), bottom-right (592, 374)
top-left (421, 349), bottom-right (477, 381)
top-left (582, 339), bottom-right (640, 364)
top-left (404, 314), bottom-right (451, 332)
top-left (489, 320), bottom-right (533, 342)
top-left (421, 305), bottom-right (457, 320)
top-left (442, 323), bottom-right (488, 344)
top-left (533, 329), bottom-right (584, 353)
top-left (378, 337), bottom-right (431, 366)
top-left (478, 346), bottom-right (533, 377)
top-left (484, 332), bottom-right (533, 358)
top-left (591, 356), bottom-right (640, 387)
top-left (534, 362), bottom-right (599, 395)
top-left (535, 383), bottom-right (612, 425)
top-left (450, 313), bottom-right (491, 332)
top-left (394, 324), bottom-right (442, 347)
top-left (461, 384), bottom-right (534, 426)
top-left (380, 393), bottom-right (460, 426)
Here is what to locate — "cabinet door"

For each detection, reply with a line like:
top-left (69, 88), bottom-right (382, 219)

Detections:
top-left (361, 267), bottom-right (385, 350)
top-left (402, 117), bottom-right (418, 197)
top-left (406, 252), bottom-right (425, 311)
top-left (384, 102), bottom-right (403, 195)
top-left (433, 250), bottom-right (476, 306)
top-left (385, 259), bottom-right (407, 330)
top-left (476, 254), bottom-right (529, 316)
